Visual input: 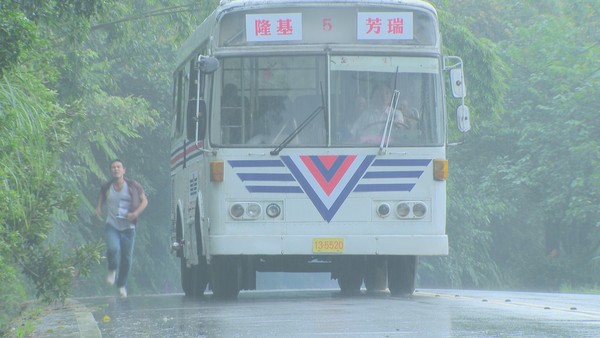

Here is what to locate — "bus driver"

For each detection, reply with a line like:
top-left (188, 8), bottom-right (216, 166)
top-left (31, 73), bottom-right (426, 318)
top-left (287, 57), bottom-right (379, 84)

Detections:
top-left (350, 84), bottom-right (418, 144)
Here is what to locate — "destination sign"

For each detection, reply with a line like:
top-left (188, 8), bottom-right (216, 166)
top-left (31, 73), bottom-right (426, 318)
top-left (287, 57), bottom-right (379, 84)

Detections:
top-left (356, 12), bottom-right (414, 40)
top-left (219, 7), bottom-right (435, 46)
top-left (246, 13), bottom-right (303, 42)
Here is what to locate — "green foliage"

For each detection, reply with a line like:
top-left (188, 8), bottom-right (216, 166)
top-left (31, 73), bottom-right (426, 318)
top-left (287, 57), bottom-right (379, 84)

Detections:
top-left (65, 0), bottom-right (219, 296)
top-left (0, 4), bottom-right (36, 76)
top-left (0, 2), bottom-right (116, 328)
top-left (426, 0), bottom-right (600, 291)
top-left (418, 5), bottom-right (507, 288)
top-left (1, 302), bottom-right (46, 337)
top-left (14, 0), bottom-right (107, 21)
top-left (2, 0), bottom-right (598, 323)
top-left (0, 70), bottom-right (104, 307)
top-left (21, 241), bottom-right (103, 302)
top-left (0, 235), bottom-right (27, 333)
top-left (0, 70), bottom-right (68, 237)
top-left (494, 2), bottom-right (600, 289)
top-left (3, 0), bottom-right (220, 304)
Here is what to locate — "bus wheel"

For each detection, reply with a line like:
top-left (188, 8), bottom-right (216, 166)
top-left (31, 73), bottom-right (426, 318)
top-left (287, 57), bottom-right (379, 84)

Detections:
top-left (191, 261), bottom-right (209, 297)
top-left (211, 256), bottom-right (241, 299)
top-left (177, 215), bottom-right (195, 296)
top-left (336, 257), bottom-right (364, 295)
top-left (388, 255), bottom-right (417, 296)
top-left (364, 256), bottom-right (387, 292)
top-left (180, 256), bottom-right (194, 296)
top-left (191, 217), bottom-right (209, 297)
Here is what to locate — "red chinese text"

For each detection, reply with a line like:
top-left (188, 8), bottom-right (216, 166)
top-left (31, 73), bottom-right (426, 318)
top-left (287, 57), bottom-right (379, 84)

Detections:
top-left (255, 19), bottom-right (271, 36)
top-left (277, 18), bottom-right (293, 35)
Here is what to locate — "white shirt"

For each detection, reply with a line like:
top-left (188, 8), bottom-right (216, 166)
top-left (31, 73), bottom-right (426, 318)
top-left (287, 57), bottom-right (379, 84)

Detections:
top-left (106, 181), bottom-right (134, 231)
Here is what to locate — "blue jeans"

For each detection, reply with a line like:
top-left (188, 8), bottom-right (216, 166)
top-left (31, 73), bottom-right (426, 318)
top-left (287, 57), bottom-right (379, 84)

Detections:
top-left (105, 225), bottom-right (136, 288)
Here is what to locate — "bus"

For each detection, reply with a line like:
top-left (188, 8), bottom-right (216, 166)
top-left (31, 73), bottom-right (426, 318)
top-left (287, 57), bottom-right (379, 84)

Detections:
top-left (170, 0), bottom-right (469, 299)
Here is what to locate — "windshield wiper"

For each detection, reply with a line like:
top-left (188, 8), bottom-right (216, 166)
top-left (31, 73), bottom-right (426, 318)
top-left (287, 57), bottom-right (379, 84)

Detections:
top-left (271, 83), bottom-right (326, 156)
top-left (270, 105), bottom-right (324, 156)
top-left (379, 66), bottom-right (401, 154)
top-left (379, 89), bottom-right (402, 153)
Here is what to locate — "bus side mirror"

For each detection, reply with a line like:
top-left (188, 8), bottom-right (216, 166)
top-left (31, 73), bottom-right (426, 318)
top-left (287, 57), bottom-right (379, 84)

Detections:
top-left (445, 56), bottom-right (470, 134)
top-left (456, 104), bottom-right (471, 133)
top-left (198, 55), bottom-right (220, 74)
top-left (450, 68), bottom-right (466, 98)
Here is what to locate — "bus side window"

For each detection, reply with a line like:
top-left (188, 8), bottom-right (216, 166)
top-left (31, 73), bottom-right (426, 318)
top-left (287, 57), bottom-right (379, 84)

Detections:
top-left (221, 83), bottom-right (247, 144)
top-left (187, 99), bottom-right (207, 141)
top-left (173, 70), bottom-right (184, 138)
top-left (186, 60), bottom-right (198, 141)
top-left (186, 59), bottom-right (208, 141)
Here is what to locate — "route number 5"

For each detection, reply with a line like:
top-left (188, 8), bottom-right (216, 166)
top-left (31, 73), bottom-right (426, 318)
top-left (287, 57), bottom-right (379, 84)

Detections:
top-left (323, 18), bottom-right (332, 31)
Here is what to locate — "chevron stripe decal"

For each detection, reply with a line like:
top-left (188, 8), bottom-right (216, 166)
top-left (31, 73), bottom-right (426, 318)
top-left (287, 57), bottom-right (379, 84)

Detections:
top-left (228, 156), bottom-right (431, 222)
top-left (281, 155), bottom-right (375, 222)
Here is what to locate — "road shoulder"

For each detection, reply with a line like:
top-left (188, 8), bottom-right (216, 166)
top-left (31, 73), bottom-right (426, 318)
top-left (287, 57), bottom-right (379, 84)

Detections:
top-left (8, 299), bottom-right (100, 338)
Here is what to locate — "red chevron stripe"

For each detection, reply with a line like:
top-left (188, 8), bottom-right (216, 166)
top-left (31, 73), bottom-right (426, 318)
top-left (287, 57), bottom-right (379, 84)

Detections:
top-left (319, 155), bottom-right (338, 170)
top-left (300, 155), bottom-right (356, 196)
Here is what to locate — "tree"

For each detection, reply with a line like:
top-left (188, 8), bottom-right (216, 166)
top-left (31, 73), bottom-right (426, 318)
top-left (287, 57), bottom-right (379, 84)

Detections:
top-left (1, 1), bottom-right (110, 323)
top-left (494, 1), bottom-right (600, 289)
top-left (429, 0), bottom-right (600, 291)
top-left (418, 4), bottom-right (507, 288)
top-left (0, 3), bottom-right (35, 76)
top-left (60, 0), bottom-right (220, 296)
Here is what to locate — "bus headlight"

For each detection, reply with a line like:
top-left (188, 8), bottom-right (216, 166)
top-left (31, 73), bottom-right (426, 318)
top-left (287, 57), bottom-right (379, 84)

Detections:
top-left (377, 203), bottom-right (391, 217)
top-left (396, 203), bottom-right (410, 218)
top-left (246, 203), bottom-right (262, 218)
top-left (266, 203), bottom-right (281, 218)
top-left (230, 203), bottom-right (244, 218)
top-left (229, 201), bottom-right (282, 220)
top-left (413, 202), bottom-right (427, 218)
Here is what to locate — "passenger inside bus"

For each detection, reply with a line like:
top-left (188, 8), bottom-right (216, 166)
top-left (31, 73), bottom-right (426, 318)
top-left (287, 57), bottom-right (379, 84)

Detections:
top-left (246, 95), bottom-right (293, 145)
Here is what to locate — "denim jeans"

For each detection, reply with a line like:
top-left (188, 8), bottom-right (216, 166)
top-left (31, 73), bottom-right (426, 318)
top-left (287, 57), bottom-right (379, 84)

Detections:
top-left (105, 224), bottom-right (136, 288)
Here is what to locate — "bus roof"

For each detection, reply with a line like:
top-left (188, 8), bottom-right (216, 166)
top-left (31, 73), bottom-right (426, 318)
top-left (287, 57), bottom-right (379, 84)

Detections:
top-left (219, 0), bottom-right (436, 12)
top-left (177, 0), bottom-right (438, 67)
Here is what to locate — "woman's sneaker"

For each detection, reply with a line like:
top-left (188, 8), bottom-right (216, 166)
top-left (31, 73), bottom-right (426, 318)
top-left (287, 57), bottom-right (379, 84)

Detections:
top-left (118, 287), bottom-right (127, 298)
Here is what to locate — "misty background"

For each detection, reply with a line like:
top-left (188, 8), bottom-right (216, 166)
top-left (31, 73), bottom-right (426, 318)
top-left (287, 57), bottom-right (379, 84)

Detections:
top-left (1, 0), bottom-right (598, 328)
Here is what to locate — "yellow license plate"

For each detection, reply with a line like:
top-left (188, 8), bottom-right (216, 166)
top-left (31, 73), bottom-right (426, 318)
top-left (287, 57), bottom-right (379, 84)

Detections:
top-left (312, 238), bottom-right (344, 253)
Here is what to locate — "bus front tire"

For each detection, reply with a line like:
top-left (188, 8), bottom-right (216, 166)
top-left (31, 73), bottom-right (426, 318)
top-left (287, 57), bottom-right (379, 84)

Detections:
top-left (211, 256), bottom-right (241, 299)
top-left (364, 256), bottom-right (387, 292)
top-left (181, 256), bottom-right (193, 296)
top-left (336, 257), bottom-right (364, 295)
top-left (388, 255), bottom-right (417, 296)
top-left (190, 213), bottom-right (210, 297)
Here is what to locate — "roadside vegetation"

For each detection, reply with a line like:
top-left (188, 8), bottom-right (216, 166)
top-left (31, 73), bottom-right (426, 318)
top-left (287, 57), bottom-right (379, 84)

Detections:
top-left (1, 0), bottom-right (598, 332)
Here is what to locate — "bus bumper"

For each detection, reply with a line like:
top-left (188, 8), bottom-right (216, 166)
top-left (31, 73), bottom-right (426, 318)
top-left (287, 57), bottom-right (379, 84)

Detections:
top-left (209, 235), bottom-right (448, 256)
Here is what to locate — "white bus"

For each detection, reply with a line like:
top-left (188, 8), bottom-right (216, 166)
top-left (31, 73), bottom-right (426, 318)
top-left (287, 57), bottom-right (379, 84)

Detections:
top-left (170, 0), bottom-right (468, 299)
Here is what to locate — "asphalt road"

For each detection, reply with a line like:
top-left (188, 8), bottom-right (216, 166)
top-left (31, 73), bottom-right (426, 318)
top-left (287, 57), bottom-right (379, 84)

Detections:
top-left (67, 289), bottom-right (600, 337)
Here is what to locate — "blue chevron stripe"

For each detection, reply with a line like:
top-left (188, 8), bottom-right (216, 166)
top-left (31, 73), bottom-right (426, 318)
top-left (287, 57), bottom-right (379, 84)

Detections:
top-left (237, 173), bottom-right (296, 181)
top-left (354, 183), bottom-right (415, 192)
top-left (362, 171), bottom-right (423, 179)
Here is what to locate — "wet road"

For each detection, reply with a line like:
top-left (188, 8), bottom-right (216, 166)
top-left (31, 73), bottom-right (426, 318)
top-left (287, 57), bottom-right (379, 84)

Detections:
top-left (78, 289), bottom-right (600, 337)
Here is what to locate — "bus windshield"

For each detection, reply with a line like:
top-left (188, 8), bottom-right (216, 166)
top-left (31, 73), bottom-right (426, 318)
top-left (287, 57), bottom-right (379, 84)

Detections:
top-left (330, 55), bottom-right (443, 147)
top-left (213, 55), bottom-right (443, 147)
